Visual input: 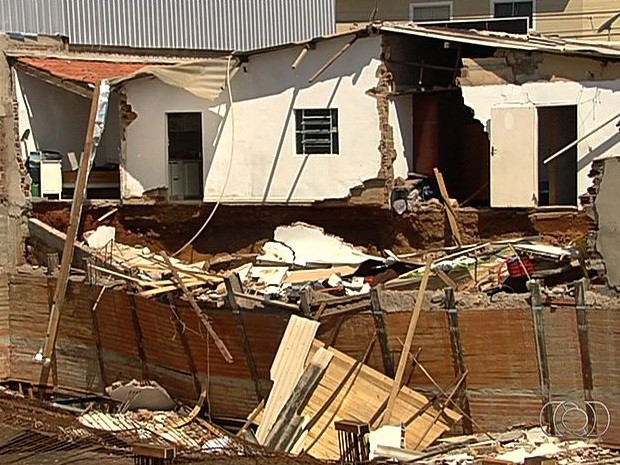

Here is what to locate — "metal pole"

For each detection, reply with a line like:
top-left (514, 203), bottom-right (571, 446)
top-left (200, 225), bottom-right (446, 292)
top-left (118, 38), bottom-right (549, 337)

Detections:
top-left (543, 111), bottom-right (620, 165)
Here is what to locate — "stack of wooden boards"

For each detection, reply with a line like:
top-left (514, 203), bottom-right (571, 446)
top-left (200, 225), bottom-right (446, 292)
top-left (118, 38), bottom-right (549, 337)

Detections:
top-left (251, 315), bottom-right (461, 460)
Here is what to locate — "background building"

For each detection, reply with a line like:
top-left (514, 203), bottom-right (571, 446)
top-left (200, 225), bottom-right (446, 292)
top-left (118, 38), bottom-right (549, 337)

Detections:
top-left (337, 0), bottom-right (620, 40)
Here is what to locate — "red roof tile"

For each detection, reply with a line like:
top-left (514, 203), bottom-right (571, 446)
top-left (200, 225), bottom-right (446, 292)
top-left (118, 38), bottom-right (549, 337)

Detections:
top-left (15, 57), bottom-right (149, 84)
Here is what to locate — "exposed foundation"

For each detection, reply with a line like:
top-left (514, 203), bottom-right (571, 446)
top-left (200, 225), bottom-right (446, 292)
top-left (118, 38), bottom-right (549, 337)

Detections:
top-left (30, 202), bottom-right (592, 264)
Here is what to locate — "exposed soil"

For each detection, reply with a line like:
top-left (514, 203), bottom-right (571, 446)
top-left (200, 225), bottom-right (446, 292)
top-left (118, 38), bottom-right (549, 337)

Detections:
top-left (31, 202), bottom-right (594, 265)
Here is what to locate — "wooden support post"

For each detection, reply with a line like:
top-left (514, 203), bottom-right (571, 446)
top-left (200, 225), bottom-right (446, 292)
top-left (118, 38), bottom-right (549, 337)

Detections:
top-left (445, 287), bottom-right (473, 434)
top-left (530, 280), bottom-right (551, 427)
top-left (167, 294), bottom-right (201, 398)
top-left (434, 167), bottom-right (463, 247)
top-left (575, 279), bottom-right (596, 433)
top-left (39, 81), bottom-right (109, 369)
top-left (383, 258), bottom-right (432, 425)
top-left (370, 286), bottom-right (395, 378)
top-left (128, 292), bottom-right (149, 379)
top-left (161, 252), bottom-right (233, 364)
top-left (89, 287), bottom-right (108, 389)
top-left (300, 289), bottom-right (312, 317)
top-left (226, 274), bottom-right (263, 401)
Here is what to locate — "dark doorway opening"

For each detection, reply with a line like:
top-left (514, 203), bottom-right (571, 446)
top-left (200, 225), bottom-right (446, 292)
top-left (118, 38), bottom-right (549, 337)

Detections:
top-left (537, 106), bottom-right (578, 206)
top-left (167, 112), bottom-right (203, 201)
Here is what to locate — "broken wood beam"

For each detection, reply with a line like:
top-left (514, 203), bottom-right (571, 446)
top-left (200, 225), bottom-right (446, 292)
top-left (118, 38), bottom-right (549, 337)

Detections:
top-left (161, 252), bottom-right (233, 364)
top-left (236, 399), bottom-right (265, 437)
top-left (370, 286), bottom-right (395, 377)
top-left (434, 167), bottom-right (463, 247)
top-left (383, 257), bottom-right (432, 425)
top-left (39, 80), bottom-right (110, 368)
top-left (308, 34), bottom-right (358, 83)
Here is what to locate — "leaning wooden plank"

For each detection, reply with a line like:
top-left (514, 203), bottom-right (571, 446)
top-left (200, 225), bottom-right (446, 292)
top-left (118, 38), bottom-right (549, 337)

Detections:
top-left (263, 347), bottom-right (334, 450)
top-left (383, 257), bottom-right (432, 425)
top-left (161, 252), bottom-right (233, 364)
top-left (434, 167), bottom-right (463, 246)
top-left (39, 80), bottom-right (110, 367)
top-left (255, 315), bottom-right (320, 443)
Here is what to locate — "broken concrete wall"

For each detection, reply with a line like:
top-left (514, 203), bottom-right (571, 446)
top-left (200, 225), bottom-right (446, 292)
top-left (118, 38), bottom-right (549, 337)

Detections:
top-left (460, 78), bottom-right (620, 201)
top-left (5, 273), bottom-right (620, 442)
top-left (0, 35), bottom-right (67, 267)
top-left (121, 34), bottom-right (409, 204)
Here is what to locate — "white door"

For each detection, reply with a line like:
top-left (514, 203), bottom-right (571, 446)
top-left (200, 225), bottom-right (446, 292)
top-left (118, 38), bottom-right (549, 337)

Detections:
top-left (490, 105), bottom-right (538, 208)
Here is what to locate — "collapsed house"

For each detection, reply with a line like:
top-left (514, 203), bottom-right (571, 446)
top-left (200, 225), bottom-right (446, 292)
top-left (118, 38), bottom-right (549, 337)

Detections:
top-left (11, 24), bottom-right (620, 208)
top-left (1, 21), bottom-right (620, 465)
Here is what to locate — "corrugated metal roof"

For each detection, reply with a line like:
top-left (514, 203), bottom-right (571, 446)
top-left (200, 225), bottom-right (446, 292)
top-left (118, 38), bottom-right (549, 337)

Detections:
top-left (0, 0), bottom-right (336, 51)
top-left (380, 23), bottom-right (620, 58)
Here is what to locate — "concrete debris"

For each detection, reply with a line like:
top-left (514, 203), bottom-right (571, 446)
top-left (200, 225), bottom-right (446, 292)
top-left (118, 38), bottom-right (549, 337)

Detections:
top-left (372, 427), bottom-right (620, 464)
top-left (259, 222), bottom-right (381, 267)
top-left (83, 225), bottom-right (116, 249)
top-left (106, 379), bottom-right (176, 411)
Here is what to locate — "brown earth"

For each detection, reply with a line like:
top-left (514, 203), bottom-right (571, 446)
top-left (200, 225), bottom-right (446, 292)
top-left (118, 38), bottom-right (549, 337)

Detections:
top-left (30, 202), bottom-right (593, 264)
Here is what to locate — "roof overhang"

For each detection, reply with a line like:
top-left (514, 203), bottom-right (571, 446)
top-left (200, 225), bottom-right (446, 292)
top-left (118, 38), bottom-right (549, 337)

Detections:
top-left (379, 23), bottom-right (620, 60)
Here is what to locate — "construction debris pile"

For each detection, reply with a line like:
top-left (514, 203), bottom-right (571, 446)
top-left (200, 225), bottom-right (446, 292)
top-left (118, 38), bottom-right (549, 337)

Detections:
top-left (55, 221), bottom-right (589, 315)
top-left (375, 428), bottom-right (620, 464)
top-left (0, 383), bottom-right (275, 464)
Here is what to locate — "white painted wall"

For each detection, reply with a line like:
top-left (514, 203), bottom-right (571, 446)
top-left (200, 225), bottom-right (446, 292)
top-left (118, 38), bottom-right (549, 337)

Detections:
top-left (122, 35), bottom-right (410, 202)
top-left (14, 70), bottom-right (121, 169)
top-left (462, 79), bottom-right (620, 200)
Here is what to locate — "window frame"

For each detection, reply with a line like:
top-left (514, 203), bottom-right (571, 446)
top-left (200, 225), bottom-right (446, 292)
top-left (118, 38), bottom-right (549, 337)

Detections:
top-left (490, 0), bottom-right (535, 30)
top-left (409, 1), bottom-right (453, 22)
top-left (294, 108), bottom-right (340, 156)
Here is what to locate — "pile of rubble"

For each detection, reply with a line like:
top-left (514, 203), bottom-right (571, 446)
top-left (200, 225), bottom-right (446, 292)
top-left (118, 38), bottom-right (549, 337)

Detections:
top-left (378, 428), bottom-right (620, 464)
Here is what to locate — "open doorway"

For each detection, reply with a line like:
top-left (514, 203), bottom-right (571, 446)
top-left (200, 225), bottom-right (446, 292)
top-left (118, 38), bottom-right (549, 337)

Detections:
top-left (537, 106), bottom-right (577, 206)
top-left (167, 112), bottom-right (203, 201)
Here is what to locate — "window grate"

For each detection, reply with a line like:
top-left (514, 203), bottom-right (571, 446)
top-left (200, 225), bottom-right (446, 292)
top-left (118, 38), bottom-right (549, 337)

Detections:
top-left (295, 108), bottom-right (339, 155)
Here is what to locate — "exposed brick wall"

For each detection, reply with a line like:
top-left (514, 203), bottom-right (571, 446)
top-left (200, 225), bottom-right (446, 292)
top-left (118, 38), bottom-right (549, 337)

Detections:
top-left (580, 160), bottom-right (605, 282)
top-left (367, 61), bottom-right (397, 207)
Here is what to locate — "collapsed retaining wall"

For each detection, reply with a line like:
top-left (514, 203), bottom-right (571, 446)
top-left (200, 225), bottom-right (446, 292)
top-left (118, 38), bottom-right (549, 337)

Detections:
top-left (2, 271), bottom-right (619, 443)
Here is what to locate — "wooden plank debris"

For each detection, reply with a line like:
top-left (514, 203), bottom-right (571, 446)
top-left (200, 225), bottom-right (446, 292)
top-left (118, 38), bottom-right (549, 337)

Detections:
top-left (255, 315), bottom-right (320, 443)
top-left (434, 167), bottom-right (463, 246)
top-left (383, 257), bottom-right (432, 425)
top-left (253, 315), bottom-right (461, 460)
top-left (161, 252), bottom-right (233, 364)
